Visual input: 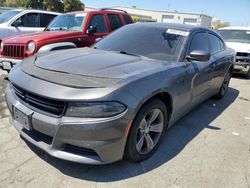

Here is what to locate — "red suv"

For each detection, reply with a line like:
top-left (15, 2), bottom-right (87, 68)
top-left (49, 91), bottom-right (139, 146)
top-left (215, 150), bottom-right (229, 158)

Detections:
top-left (0, 8), bottom-right (133, 71)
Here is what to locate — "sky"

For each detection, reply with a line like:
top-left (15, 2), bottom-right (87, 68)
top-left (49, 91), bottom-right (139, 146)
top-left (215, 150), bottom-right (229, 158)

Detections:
top-left (82, 0), bottom-right (250, 26)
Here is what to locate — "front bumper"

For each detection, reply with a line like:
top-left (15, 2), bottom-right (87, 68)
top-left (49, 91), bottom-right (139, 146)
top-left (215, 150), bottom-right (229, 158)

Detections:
top-left (5, 85), bottom-right (129, 165)
top-left (233, 62), bottom-right (250, 74)
top-left (0, 57), bottom-right (23, 71)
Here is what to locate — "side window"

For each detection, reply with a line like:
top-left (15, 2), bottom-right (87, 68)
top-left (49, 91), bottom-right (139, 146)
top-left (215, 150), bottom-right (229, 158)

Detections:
top-left (19, 13), bottom-right (40, 27)
top-left (123, 15), bottom-right (132, 24)
top-left (88, 14), bottom-right (107, 33)
top-left (189, 32), bottom-right (209, 53)
top-left (40, 14), bottom-right (57, 27)
top-left (108, 14), bottom-right (122, 31)
top-left (208, 34), bottom-right (224, 54)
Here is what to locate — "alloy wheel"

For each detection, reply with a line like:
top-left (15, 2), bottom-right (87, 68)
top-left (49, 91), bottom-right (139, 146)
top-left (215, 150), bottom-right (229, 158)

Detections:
top-left (135, 108), bottom-right (164, 154)
top-left (221, 72), bottom-right (230, 96)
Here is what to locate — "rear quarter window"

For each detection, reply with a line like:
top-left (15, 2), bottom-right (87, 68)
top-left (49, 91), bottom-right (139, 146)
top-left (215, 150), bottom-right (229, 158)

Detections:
top-left (123, 15), bottom-right (132, 24)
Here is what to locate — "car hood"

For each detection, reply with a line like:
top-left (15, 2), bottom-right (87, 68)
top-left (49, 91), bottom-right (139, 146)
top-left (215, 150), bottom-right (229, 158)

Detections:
top-left (226, 42), bottom-right (250, 53)
top-left (20, 47), bottom-right (168, 88)
top-left (2, 31), bottom-right (81, 44)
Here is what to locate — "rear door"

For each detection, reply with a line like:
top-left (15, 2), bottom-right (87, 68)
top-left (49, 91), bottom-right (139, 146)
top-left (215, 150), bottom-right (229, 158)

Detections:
top-left (208, 33), bottom-right (229, 91)
top-left (188, 31), bottom-right (215, 104)
top-left (107, 14), bottom-right (123, 31)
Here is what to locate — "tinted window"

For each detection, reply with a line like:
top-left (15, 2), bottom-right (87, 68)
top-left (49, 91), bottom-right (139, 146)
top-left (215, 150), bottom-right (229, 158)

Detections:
top-left (189, 32), bottom-right (209, 53)
top-left (40, 14), bottom-right (57, 27)
top-left (108, 14), bottom-right (122, 31)
top-left (123, 15), bottom-right (132, 24)
top-left (208, 34), bottom-right (224, 54)
top-left (94, 24), bottom-right (186, 62)
top-left (20, 13), bottom-right (40, 27)
top-left (89, 14), bottom-right (107, 33)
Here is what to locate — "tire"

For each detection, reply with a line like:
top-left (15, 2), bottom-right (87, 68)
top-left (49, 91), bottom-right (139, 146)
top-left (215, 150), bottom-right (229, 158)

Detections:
top-left (125, 99), bottom-right (168, 162)
top-left (216, 71), bottom-right (231, 99)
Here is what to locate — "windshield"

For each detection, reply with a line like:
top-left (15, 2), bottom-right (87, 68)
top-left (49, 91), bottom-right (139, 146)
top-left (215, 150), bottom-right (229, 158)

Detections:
top-left (0, 10), bottom-right (21, 24)
top-left (46, 13), bottom-right (86, 31)
top-left (93, 24), bottom-right (187, 62)
top-left (217, 29), bottom-right (250, 43)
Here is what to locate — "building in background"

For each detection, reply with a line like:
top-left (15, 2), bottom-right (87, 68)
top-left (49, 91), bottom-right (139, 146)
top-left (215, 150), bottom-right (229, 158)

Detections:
top-left (85, 6), bottom-right (213, 27)
top-left (112, 6), bottom-right (212, 28)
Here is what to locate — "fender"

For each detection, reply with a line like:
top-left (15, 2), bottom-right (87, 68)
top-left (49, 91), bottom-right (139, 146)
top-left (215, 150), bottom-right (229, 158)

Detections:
top-left (37, 42), bottom-right (77, 54)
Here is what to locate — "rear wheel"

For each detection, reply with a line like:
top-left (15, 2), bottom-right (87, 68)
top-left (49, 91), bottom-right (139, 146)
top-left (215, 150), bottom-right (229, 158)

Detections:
top-left (125, 99), bottom-right (168, 162)
top-left (216, 71), bottom-right (231, 99)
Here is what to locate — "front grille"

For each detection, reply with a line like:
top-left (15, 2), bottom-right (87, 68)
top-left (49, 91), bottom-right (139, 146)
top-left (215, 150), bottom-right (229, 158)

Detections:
top-left (2, 45), bottom-right (25, 58)
top-left (236, 52), bottom-right (249, 57)
top-left (12, 84), bottom-right (65, 116)
top-left (236, 58), bottom-right (250, 63)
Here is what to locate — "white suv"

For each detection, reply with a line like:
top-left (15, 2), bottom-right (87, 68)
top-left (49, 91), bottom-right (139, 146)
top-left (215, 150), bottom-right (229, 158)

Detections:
top-left (218, 27), bottom-right (250, 79)
top-left (0, 9), bottom-right (61, 40)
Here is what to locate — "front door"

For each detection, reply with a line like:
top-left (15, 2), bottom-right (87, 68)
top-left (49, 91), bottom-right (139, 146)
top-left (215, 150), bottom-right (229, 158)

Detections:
top-left (83, 14), bottom-right (109, 47)
top-left (13, 13), bottom-right (44, 35)
top-left (188, 31), bottom-right (214, 104)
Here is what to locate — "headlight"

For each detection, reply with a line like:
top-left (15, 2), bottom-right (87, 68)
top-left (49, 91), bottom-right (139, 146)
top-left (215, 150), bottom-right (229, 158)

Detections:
top-left (65, 102), bottom-right (126, 118)
top-left (27, 42), bottom-right (36, 53)
top-left (0, 41), bottom-right (4, 50)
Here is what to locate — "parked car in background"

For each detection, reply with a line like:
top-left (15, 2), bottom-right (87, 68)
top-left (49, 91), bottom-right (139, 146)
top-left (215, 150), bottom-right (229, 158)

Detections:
top-left (218, 27), bottom-right (250, 78)
top-left (0, 9), bottom-right (60, 40)
top-left (0, 8), bottom-right (133, 72)
top-left (5, 23), bottom-right (234, 164)
top-left (0, 7), bottom-right (13, 14)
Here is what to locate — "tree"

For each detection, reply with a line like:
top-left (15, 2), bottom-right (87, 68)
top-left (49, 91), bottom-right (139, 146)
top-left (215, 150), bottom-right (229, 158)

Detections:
top-left (64, 0), bottom-right (84, 12)
top-left (3, 0), bottom-right (25, 7)
top-left (0, 0), bottom-right (5, 6)
top-left (43, 0), bottom-right (63, 12)
top-left (212, 19), bottom-right (230, 30)
top-left (25, 0), bottom-right (44, 9)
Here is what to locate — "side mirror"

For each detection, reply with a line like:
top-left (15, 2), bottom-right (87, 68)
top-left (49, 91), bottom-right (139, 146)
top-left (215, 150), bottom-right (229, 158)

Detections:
top-left (12, 19), bottom-right (22, 27)
top-left (86, 26), bottom-right (97, 35)
top-left (187, 50), bottom-right (210, 62)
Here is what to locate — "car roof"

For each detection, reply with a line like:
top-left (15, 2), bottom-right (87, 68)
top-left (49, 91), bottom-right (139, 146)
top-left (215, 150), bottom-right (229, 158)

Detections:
top-left (67, 9), bottom-right (129, 15)
top-left (218, 26), bottom-right (250, 30)
top-left (11, 9), bottom-right (61, 15)
top-left (134, 22), bottom-right (208, 32)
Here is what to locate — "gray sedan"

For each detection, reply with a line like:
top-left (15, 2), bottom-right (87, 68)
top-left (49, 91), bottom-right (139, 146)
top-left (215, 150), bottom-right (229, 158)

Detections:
top-left (5, 23), bottom-right (235, 164)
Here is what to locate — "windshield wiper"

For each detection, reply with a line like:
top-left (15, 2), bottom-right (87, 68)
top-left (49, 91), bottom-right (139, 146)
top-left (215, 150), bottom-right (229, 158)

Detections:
top-left (50, 28), bottom-right (68, 31)
top-left (117, 50), bottom-right (141, 57)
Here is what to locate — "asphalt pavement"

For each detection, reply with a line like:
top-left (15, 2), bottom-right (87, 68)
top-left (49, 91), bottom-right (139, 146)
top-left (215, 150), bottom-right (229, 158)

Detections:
top-left (0, 70), bottom-right (249, 188)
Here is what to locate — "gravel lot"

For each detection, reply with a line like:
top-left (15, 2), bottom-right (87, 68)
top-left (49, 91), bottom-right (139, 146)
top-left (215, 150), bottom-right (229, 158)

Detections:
top-left (0, 70), bottom-right (249, 188)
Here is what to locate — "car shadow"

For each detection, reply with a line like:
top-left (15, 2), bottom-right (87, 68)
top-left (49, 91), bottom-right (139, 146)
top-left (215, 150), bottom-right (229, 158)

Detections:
top-left (24, 87), bottom-right (239, 182)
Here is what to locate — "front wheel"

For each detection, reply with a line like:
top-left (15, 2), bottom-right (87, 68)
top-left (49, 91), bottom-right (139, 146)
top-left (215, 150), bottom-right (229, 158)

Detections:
top-left (125, 99), bottom-right (168, 162)
top-left (216, 71), bottom-right (231, 99)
